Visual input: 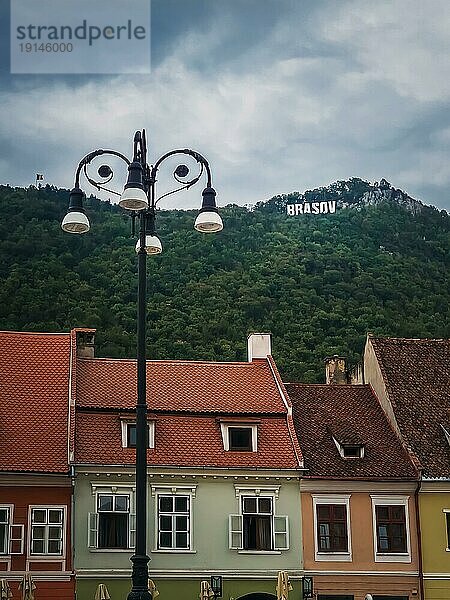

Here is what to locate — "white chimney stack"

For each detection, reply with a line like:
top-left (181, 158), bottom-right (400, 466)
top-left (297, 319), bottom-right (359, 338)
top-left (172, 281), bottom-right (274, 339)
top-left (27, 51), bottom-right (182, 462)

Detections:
top-left (247, 333), bottom-right (272, 361)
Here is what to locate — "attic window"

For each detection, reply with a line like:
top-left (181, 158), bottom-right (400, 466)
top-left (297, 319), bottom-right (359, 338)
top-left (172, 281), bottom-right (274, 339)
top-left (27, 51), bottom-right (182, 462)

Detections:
top-left (121, 420), bottom-right (155, 449)
top-left (220, 423), bottom-right (258, 452)
top-left (342, 445), bottom-right (364, 458)
top-left (332, 436), bottom-right (364, 459)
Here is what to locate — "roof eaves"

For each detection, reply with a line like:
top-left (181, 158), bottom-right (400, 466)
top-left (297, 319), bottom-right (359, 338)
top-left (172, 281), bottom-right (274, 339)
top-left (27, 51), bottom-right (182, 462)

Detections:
top-left (267, 356), bottom-right (304, 468)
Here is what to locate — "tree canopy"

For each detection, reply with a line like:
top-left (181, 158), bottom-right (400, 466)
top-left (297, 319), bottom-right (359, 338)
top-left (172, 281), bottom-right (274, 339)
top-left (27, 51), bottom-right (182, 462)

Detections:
top-left (0, 180), bottom-right (448, 382)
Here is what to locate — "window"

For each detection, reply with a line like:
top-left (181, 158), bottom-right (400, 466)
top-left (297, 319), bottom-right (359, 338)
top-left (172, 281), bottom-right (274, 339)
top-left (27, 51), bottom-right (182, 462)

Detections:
top-left (121, 420), bottom-right (154, 448)
top-left (333, 436), bottom-right (364, 459)
top-left (371, 495), bottom-right (410, 562)
top-left (375, 505), bottom-right (407, 553)
top-left (445, 510), bottom-right (450, 550)
top-left (89, 493), bottom-right (135, 550)
top-left (312, 495), bottom-right (351, 561)
top-left (0, 506), bottom-right (23, 555)
top-left (158, 495), bottom-right (190, 550)
top-left (30, 507), bottom-right (64, 555)
top-left (229, 428), bottom-right (252, 451)
top-left (317, 504), bottom-right (348, 552)
top-left (229, 487), bottom-right (288, 552)
top-left (0, 508), bottom-right (9, 554)
top-left (243, 496), bottom-right (272, 550)
top-left (151, 485), bottom-right (196, 552)
top-left (342, 445), bottom-right (364, 458)
top-left (220, 422), bottom-right (258, 452)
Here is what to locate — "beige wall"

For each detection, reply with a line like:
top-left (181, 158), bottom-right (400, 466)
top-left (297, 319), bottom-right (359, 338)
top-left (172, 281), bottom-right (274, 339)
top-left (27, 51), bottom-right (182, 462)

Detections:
top-left (363, 337), bottom-right (400, 435)
top-left (302, 489), bottom-right (420, 599)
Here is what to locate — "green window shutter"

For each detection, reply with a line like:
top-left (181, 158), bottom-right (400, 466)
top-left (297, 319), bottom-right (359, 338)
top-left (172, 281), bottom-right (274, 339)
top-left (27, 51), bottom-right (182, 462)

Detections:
top-left (229, 514), bottom-right (243, 549)
top-left (129, 513), bottom-right (136, 549)
top-left (88, 512), bottom-right (98, 548)
top-left (274, 515), bottom-right (289, 550)
top-left (9, 524), bottom-right (24, 554)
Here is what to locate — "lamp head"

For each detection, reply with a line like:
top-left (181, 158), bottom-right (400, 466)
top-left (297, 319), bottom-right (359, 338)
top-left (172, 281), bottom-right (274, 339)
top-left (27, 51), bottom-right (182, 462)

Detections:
top-left (135, 210), bottom-right (163, 254)
top-left (135, 234), bottom-right (163, 255)
top-left (194, 187), bottom-right (223, 233)
top-left (119, 160), bottom-right (148, 211)
top-left (61, 187), bottom-right (90, 234)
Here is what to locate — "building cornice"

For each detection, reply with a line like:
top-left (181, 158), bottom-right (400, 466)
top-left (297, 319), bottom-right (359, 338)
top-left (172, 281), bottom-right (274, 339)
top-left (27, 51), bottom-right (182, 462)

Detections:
top-left (300, 479), bottom-right (417, 494)
top-left (75, 465), bottom-right (302, 481)
top-left (0, 474), bottom-right (71, 487)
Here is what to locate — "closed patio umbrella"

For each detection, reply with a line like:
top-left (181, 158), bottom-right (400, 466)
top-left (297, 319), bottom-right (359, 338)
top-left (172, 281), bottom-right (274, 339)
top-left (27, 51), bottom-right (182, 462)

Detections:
top-left (0, 580), bottom-right (12, 600)
top-left (276, 571), bottom-right (292, 600)
top-left (18, 573), bottom-right (36, 600)
top-left (94, 583), bottom-right (111, 600)
top-left (148, 579), bottom-right (160, 598)
top-left (200, 580), bottom-right (215, 600)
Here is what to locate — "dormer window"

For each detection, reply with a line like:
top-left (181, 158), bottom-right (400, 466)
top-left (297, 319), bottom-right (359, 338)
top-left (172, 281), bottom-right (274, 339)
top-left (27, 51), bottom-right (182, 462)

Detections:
top-left (342, 445), bottom-right (364, 458)
top-left (332, 436), bottom-right (364, 459)
top-left (121, 420), bottom-right (155, 449)
top-left (219, 420), bottom-right (259, 452)
top-left (229, 428), bottom-right (252, 451)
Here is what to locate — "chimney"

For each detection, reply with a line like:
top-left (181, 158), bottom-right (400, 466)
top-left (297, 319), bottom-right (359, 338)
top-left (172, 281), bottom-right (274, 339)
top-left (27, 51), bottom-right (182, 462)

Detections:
top-left (247, 333), bottom-right (271, 362)
top-left (325, 355), bottom-right (348, 384)
top-left (75, 329), bottom-right (96, 358)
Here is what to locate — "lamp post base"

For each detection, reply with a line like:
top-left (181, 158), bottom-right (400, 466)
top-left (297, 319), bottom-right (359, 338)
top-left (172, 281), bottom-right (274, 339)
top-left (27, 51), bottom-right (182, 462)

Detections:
top-left (127, 554), bottom-right (152, 600)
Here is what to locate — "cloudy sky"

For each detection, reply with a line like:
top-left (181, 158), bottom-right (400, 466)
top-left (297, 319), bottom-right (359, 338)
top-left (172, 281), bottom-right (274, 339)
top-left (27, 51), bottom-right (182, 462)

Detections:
top-left (1, 0), bottom-right (450, 210)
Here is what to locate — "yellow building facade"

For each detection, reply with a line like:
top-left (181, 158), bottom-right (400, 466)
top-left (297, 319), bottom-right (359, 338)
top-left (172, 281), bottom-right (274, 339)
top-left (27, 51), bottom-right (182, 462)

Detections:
top-left (419, 484), bottom-right (450, 600)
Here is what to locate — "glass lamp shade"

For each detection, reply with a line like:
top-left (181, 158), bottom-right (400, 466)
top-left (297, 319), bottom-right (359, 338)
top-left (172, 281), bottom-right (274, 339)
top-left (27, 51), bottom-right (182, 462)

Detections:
top-left (119, 187), bottom-right (149, 211)
top-left (194, 210), bottom-right (223, 233)
top-left (135, 234), bottom-right (163, 255)
top-left (61, 211), bottom-right (90, 234)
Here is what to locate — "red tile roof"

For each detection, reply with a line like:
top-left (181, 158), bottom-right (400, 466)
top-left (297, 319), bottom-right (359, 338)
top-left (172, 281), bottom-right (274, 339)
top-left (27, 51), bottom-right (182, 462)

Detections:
top-left (76, 357), bottom-right (288, 414)
top-left (74, 354), bottom-right (303, 469)
top-left (0, 331), bottom-right (71, 473)
top-left (286, 383), bottom-right (418, 479)
top-left (370, 337), bottom-right (450, 479)
top-left (75, 412), bottom-right (300, 469)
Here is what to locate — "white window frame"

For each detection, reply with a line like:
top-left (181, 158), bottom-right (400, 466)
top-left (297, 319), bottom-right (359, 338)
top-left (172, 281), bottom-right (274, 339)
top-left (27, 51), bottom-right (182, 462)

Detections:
top-left (28, 505), bottom-right (66, 558)
top-left (371, 495), bottom-right (411, 563)
top-left (121, 420), bottom-right (155, 448)
top-left (88, 485), bottom-right (135, 552)
top-left (312, 494), bottom-right (352, 562)
top-left (443, 509), bottom-right (450, 552)
top-left (229, 486), bottom-right (288, 554)
top-left (220, 423), bottom-right (258, 452)
top-left (151, 485), bottom-right (196, 553)
top-left (332, 436), bottom-right (364, 459)
top-left (0, 505), bottom-right (24, 556)
top-left (0, 506), bottom-right (11, 555)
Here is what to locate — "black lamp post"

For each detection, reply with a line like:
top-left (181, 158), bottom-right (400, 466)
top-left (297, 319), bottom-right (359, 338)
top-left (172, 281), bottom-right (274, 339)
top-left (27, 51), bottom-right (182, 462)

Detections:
top-left (62, 130), bottom-right (222, 600)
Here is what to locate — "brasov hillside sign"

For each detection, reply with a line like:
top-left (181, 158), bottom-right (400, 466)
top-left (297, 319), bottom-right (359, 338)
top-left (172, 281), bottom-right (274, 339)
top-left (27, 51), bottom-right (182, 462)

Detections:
top-left (287, 200), bottom-right (337, 215)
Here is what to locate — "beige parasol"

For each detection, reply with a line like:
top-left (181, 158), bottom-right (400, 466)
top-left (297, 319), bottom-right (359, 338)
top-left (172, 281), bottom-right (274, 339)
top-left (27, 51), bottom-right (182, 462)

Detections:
top-left (94, 583), bottom-right (111, 600)
top-left (0, 580), bottom-right (12, 600)
top-left (276, 571), bottom-right (293, 600)
top-left (199, 580), bottom-right (215, 600)
top-left (18, 574), bottom-right (36, 600)
top-left (148, 579), bottom-right (160, 598)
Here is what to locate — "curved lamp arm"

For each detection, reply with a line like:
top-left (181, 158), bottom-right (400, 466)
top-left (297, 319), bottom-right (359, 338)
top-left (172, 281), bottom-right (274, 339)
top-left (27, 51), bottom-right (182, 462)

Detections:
top-left (74, 149), bottom-right (131, 195)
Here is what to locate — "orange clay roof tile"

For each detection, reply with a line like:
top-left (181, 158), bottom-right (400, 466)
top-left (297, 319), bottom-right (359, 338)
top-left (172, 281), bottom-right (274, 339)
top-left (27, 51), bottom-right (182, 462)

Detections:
top-left (0, 331), bottom-right (71, 473)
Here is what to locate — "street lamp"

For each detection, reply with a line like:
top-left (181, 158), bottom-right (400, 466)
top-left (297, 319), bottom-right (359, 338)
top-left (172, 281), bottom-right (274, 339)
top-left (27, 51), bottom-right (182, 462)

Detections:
top-left (62, 130), bottom-right (222, 600)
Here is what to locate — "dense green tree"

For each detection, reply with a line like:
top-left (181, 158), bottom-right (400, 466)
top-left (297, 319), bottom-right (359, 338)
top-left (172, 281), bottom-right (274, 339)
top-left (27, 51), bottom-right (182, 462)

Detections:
top-left (0, 180), bottom-right (449, 382)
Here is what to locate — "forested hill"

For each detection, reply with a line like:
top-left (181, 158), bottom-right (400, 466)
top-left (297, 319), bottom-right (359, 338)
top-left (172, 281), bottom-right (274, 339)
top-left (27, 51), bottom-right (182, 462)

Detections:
top-left (0, 179), bottom-right (448, 382)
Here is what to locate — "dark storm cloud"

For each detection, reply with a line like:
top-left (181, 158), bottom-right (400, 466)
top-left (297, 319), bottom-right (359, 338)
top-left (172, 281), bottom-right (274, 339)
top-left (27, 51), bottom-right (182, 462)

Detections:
top-left (0, 0), bottom-right (449, 210)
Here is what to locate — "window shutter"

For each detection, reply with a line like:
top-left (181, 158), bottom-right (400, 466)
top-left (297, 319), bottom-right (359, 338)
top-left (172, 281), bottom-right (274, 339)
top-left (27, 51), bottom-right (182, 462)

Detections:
top-left (129, 513), bottom-right (136, 549)
top-left (274, 515), bottom-right (289, 550)
top-left (88, 512), bottom-right (98, 548)
top-left (9, 524), bottom-right (24, 554)
top-left (228, 514), bottom-right (243, 549)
